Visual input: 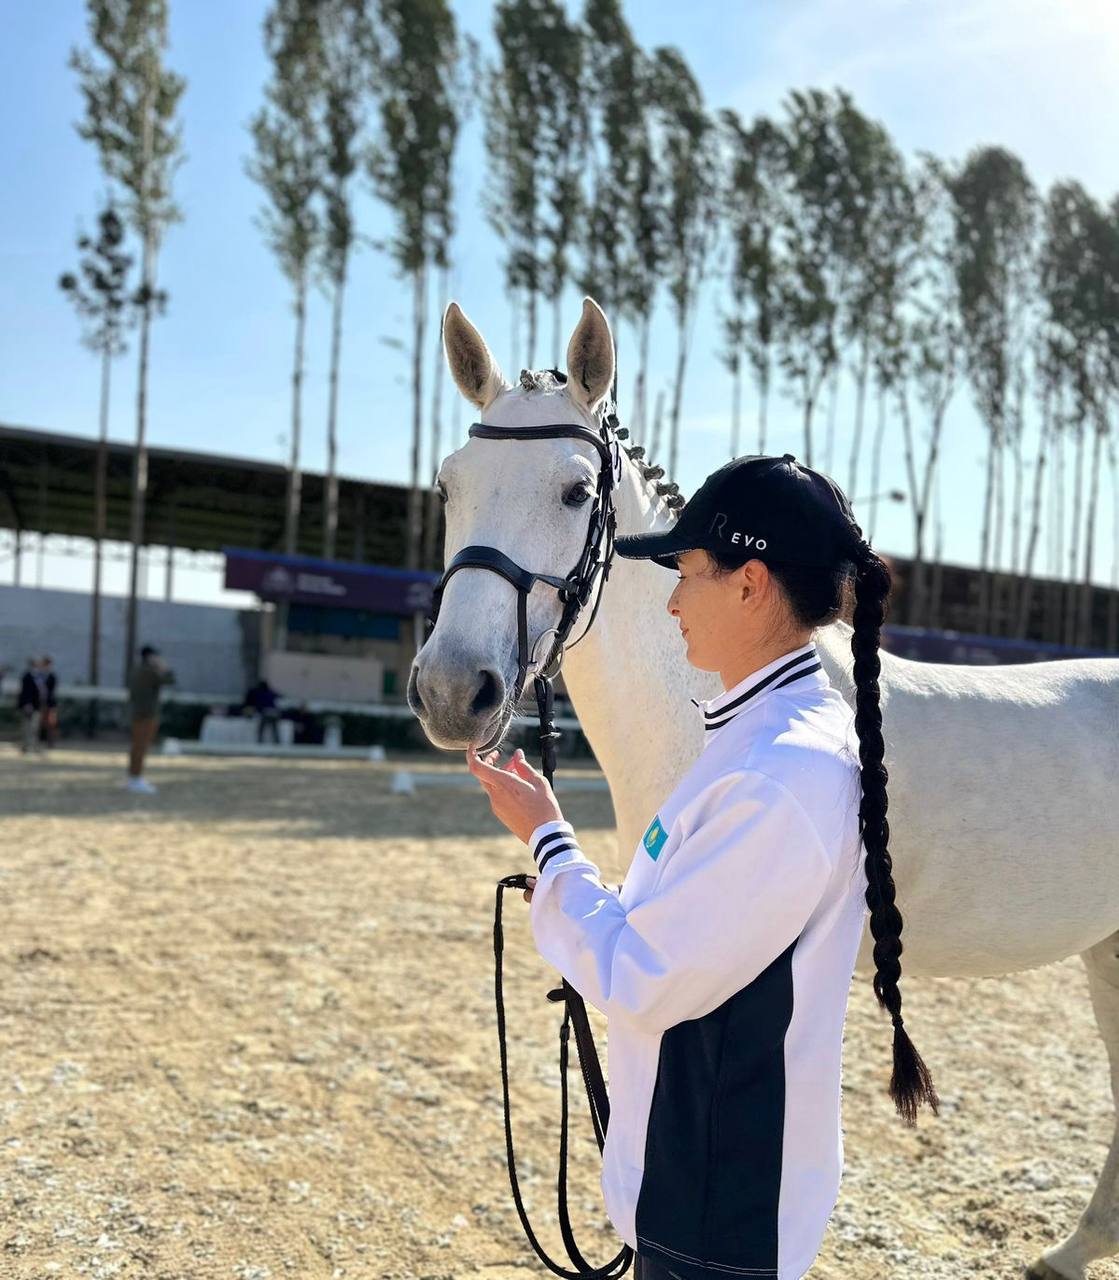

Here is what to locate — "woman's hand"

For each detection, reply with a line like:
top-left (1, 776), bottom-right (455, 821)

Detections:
top-left (465, 746), bottom-right (565, 850)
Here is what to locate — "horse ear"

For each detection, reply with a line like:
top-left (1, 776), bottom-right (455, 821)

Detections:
top-left (566, 297), bottom-right (615, 413)
top-left (443, 302), bottom-right (507, 410)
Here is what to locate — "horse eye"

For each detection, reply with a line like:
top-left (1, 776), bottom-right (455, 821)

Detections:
top-left (435, 480), bottom-right (448, 505)
top-left (565, 485), bottom-right (592, 507)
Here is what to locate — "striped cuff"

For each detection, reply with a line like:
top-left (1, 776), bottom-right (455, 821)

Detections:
top-left (528, 819), bottom-right (586, 873)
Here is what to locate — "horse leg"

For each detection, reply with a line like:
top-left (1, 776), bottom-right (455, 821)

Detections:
top-left (1025, 930), bottom-right (1119, 1280)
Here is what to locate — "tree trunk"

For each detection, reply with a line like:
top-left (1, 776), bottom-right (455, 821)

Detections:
top-left (1014, 389), bottom-right (1051, 639)
top-left (509, 285), bottom-right (519, 372)
top-left (729, 358), bottom-right (742, 461)
top-left (802, 380), bottom-right (814, 469)
top-left (991, 439), bottom-right (1006, 634)
top-left (896, 383), bottom-right (921, 624)
top-left (668, 304), bottom-right (690, 481)
top-left (552, 290), bottom-right (562, 371)
top-left (1046, 418), bottom-right (1065, 643)
top-left (1008, 425), bottom-right (1024, 631)
top-left (323, 267), bottom-right (346, 560)
top-left (423, 265), bottom-right (449, 573)
top-left (1107, 434), bottom-right (1119, 651)
top-left (634, 311), bottom-right (652, 442)
top-left (1079, 421), bottom-right (1104, 647)
top-left (868, 383), bottom-right (886, 542)
top-left (123, 229), bottom-right (156, 684)
top-left (847, 339), bottom-right (870, 501)
top-left (976, 424), bottom-right (997, 638)
top-left (913, 393), bottom-right (950, 629)
top-left (284, 274), bottom-right (307, 557)
top-left (89, 343), bottom-right (111, 733)
top-left (930, 463), bottom-right (945, 627)
top-left (525, 284), bottom-right (537, 371)
top-left (406, 262), bottom-right (427, 571)
top-left (823, 361), bottom-right (840, 476)
top-left (650, 388), bottom-right (666, 466)
top-left (757, 358), bottom-right (769, 456)
top-left (1065, 422), bottom-right (1085, 646)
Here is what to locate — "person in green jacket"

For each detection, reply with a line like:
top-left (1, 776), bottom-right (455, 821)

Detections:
top-left (126, 644), bottom-right (174, 794)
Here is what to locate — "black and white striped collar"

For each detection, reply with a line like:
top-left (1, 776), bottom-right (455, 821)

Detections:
top-left (691, 642), bottom-right (826, 734)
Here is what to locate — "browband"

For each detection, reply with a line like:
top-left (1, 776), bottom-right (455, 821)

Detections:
top-left (469, 421), bottom-right (618, 480)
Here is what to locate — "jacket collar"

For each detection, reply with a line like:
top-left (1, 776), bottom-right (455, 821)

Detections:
top-left (691, 641), bottom-right (827, 736)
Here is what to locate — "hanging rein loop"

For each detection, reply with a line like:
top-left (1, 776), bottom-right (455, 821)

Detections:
top-left (427, 404), bottom-right (633, 1277)
top-left (491, 669), bottom-right (630, 1278)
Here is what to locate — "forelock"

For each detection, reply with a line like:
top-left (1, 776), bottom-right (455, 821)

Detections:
top-left (518, 368), bottom-right (566, 393)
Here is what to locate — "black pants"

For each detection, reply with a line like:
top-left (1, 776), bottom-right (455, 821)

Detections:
top-left (634, 1254), bottom-right (683, 1280)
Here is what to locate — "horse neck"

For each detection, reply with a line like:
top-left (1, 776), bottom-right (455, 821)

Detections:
top-left (559, 458), bottom-right (715, 845)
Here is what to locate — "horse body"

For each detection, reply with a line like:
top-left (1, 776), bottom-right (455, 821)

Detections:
top-left (555, 432), bottom-right (1119, 980)
top-left (414, 297), bottom-right (1119, 1279)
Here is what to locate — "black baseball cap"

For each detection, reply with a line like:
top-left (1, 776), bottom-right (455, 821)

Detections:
top-left (615, 453), bottom-right (866, 570)
top-left (140, 645), bottom-right (160, 658)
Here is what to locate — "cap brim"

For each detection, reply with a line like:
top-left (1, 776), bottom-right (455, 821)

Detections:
top-left (614, 530), bottom-right (695, 570)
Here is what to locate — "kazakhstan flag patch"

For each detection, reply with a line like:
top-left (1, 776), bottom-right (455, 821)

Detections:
top-left (642, 815), bottom-right (668, 861)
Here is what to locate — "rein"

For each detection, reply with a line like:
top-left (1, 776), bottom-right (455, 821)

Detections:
top-left (425, 406), bottom-right (633, 1277)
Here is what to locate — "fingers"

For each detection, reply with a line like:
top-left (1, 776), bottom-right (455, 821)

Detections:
top-left (466, 747), bottom-right (523, 791)
top-left (509, 748), bottom-right (538, 778)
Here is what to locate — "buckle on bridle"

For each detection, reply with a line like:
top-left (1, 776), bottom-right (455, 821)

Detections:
top-left (529, 626), bottom-right (564, 680)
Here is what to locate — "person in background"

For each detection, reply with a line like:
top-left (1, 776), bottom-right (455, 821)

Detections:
top-left (285, 700), bottom-right (322, 745)
top-left (38, 655), bottom-right (58, 748)
top-left (126, 644), bottom-right (174, 794)
top-left (18, 657), bottom-right (43, 755)
top-left (245, 676), bottom-right (282, 743)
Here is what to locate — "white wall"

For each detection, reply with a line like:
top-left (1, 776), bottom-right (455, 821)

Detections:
top-left (0, 583), bottom-right (256, 697)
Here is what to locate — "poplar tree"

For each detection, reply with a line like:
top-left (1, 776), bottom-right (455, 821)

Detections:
top-left (248, 0), bottom-right (326, 560)
top-left (69, 0), bottom-right (184, 678)
top-left (370, 0), bottom-right (460, 576)
top-left (319, 0), bottom-right (374, 559)
top-left (59, 204), bottom-right (140, 719)
top-left (718, 110), bottom-right (784, 456)
top-left (485, 0), bottom-right (581, 368)
top-left (651, 46), bottom-right (717, 480)
top-left (944, 146), bottom-right (1038, 633)
top-left (580, 0), bottom-right (660, 429)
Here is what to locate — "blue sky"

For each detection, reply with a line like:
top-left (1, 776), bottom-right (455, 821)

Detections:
top-left (3, 0), bottom-right (1118, 605)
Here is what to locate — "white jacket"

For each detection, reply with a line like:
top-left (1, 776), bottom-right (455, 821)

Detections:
top-left (528, 640), bottom-right (870, 1280)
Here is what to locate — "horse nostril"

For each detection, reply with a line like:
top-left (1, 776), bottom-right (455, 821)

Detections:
top-left (407, 665), bottom-right (426, 716)
top-left (471, 668), bottom-right (504, 719)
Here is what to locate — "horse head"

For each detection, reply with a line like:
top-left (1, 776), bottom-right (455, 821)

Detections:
top-left (407, 296), bottom-right (620, 750)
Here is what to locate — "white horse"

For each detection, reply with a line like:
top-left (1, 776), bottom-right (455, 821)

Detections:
top-left (408, 296), bottom-right (1119, 1280)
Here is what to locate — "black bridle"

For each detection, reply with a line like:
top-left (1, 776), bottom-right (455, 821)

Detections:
top-left (427, 416), bottom-right (622, 756)
top-left (422, 407), bottom-right (633, 1278)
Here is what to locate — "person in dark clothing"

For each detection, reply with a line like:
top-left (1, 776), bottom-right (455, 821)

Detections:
top-left (126, 645), bottom-right (175, 793)
top-left (17, 658), bottom-right (42, 754)
top-left (245, 678), bottom-right (282, 743)
top-left (284, 701), bottom-right (322, 745)
top-left (38, 655), bottom-right (58, 747)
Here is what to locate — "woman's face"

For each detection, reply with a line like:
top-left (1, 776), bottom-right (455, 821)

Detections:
top-left (666, 548), bottom-right (756, 672)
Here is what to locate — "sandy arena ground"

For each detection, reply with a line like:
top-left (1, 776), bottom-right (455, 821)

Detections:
top-left (0, 746), bottom-right (1116, 1280)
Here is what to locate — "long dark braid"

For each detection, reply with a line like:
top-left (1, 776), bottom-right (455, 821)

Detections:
top-left (850, 545), bottom-right (939, 1126)
top-left (708, 541), bottom-right (939, 1126)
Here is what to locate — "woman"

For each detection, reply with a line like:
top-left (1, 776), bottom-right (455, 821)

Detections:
top-left (467, 452), bottom-right (938, 1280)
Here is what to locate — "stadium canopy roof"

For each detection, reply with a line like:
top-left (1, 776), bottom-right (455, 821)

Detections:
top-left (0, 422), bottom-right (443, 569)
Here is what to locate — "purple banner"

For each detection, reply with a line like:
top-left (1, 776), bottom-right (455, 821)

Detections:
top-left (224, 548), bottom-right (437, 615)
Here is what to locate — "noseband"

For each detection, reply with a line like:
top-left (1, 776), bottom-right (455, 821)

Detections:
top-left (426, 413), bottom-right (622, 758)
